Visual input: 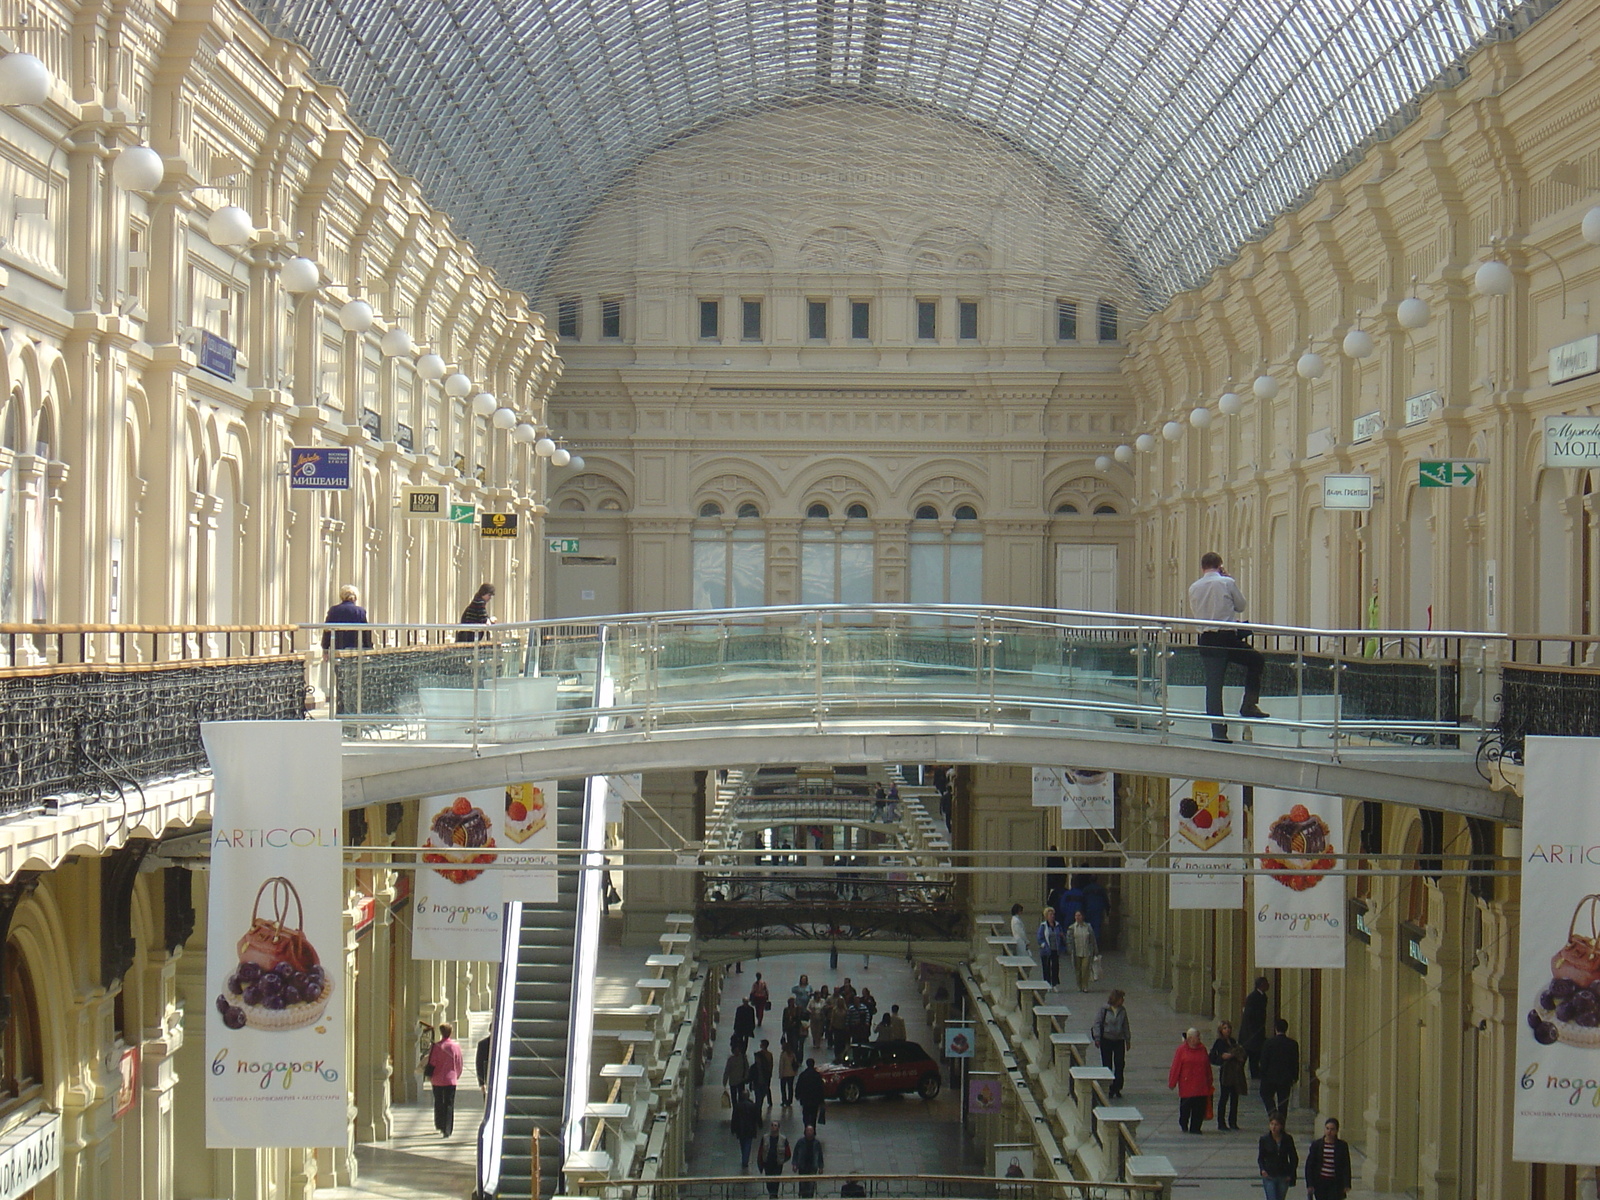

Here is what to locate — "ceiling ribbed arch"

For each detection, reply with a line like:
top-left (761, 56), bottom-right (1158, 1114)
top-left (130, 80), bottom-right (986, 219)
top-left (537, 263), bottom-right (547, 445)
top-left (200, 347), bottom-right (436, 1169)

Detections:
top-left (246, 0), bottom-right (1554, 301)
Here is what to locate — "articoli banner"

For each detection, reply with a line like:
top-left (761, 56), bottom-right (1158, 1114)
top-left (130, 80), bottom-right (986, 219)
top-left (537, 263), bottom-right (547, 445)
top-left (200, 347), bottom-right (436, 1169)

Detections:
top-left (414, 788), bottom-right (505, 960)
top-left (1251, 788), bottom-right (1344, 968)
top-left (1515, 737), bottom-right (1600, 1163)
top-left (201, 721), bottom-right (346, 1148)
top-left (1168, 779), bottom-right (1243, 909)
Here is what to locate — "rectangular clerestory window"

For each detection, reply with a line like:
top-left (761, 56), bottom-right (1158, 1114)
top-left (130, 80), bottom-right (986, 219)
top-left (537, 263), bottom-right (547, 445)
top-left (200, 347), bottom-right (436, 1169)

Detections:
top-left (742, 298), bottom-right (763, 341)
top-left (699, 299), bottom-right (720, 340)
top-left (1097, 301), bottom-right (1119, 342)
top-left (958, 299), bottom-right (978, 340)
top-left (916, 299), bottom-right (937, 340)
top-left (807, 299), bottom-right (828, 341)
top-left (850, 299), bottom-right (871, 340)
top-left (1057, 299), bottom-right (1078, 341)
top-left (600, 297), bottom-right (621, 339)
top-left (557, 297), bottom-right (579, 340)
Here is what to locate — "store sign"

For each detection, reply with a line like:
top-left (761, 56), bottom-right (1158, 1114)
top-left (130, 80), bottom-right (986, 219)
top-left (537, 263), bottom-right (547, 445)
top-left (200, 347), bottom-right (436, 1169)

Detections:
top-left (288, 447), bottom-right (351, 490)
top-left (400, 486), bottom-right (448, 519)
top-left (1549, 334), bottom-right (1600, 385)
top-left (201, 721), bottom-right (345, 1148)
top-left (113, 1045), bottom-right (140, 1119)
top-left (1545, 415), bottom-right (1600, 468)
top-left (1168, 779), bottom-right (1243, 909)
top-left (359, 408), bottom-right (382, 440)
top-left (1514, 738), bottom-right (1600, 1163)
top-left (1322, 475), bottom-right (1373, 510)
top-left (0, 1112), bottom-right (60, 1200)
top-left (1404, 390), bottom-right (1441, 425)
top-left (480, 512), bottom-right (519, 539)
top-left (1305, 427), bottom-right (1335, 459)
top-left (198, 331), bottom-right (237, 382)
top-left (1351, 411), bottom-right (1382, 443)
top-left (1252, 788), bottom-right (1344, 969)
top-left (413, 788), bottom-right (505, 961)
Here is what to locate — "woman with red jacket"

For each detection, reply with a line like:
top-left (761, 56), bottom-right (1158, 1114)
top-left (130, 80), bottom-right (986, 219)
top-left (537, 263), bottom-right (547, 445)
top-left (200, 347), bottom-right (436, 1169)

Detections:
top-left (1167, 1027), bottom-right (1214, 1135)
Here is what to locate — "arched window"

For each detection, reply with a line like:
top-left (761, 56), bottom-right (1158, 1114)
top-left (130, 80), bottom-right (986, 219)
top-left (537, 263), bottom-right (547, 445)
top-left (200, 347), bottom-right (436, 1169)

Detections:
top-left (803, 499), bottom-right (873, 606)
top-left (694, 502), bottom-right (765, 609)
top-left (846, 503), bottom-right (868, 519)
top-left (1055, 503), bottom-right (1080, 514)
top-left (954, 505), bottom-right (978, 521)
top-left (1094, 504), bottom-right (1119, 515)
top-left (806, 502), bottom-right (830, 519)
top-left (559, 497), bottom-right (585, 511)
top-left (910, 503), bottom-right (981, 607)
top-left (598, 497), bottom-right (623, 511)
top-left (1, 945), bottom-right (42, 1102)
top-left (914, 504), bottom-right (939, 520)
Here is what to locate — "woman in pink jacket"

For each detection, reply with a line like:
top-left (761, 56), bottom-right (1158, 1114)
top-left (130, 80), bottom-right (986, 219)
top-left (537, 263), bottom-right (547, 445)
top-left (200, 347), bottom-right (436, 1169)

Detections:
top-left (427, 1023), bottom-right (466, 1137)
top-left (1167, 1027), bottom-right (1213, 1136)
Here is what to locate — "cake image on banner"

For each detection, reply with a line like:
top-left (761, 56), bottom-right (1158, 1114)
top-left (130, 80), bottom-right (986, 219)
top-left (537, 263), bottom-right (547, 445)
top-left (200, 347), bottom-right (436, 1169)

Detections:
top-left (1169, 779), bottom-right (1243, 909)
top-left (1061, 768), bottom-right (1115, 830)
top-left (414, 788), bottom-right (505, 961)
top-left (201, 720), bottom-right (345, 1149)
top-left (502, 781), bottom-right (560, 904)
top-left (1252, 788), bottom-right (1344, 969)
top-left (1515, 737), bottom-right (1600, 1164)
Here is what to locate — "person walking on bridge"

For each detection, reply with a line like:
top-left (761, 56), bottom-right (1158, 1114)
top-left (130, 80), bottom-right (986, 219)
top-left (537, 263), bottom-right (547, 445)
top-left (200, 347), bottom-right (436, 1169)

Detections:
top-left (1188, 552), bottom-right (1270, 743)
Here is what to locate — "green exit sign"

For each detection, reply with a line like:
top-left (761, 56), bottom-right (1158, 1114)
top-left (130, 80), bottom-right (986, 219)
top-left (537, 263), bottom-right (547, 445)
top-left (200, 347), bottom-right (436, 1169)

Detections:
top-left (1419, 460), bottom-right (1481, 488)
top-left (449, 503), bottom-right (476, 524)
top-left (548, 538), bottom-right (580, 553)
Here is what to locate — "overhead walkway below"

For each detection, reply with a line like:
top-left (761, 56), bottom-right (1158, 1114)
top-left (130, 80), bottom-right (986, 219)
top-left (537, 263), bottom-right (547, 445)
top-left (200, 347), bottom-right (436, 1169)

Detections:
top-left (315, 605), bottom-right (1521, 820)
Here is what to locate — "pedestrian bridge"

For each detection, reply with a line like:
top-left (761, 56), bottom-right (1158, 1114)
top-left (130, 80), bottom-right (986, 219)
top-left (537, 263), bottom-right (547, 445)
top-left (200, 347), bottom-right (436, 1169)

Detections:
top-left (319, 604), bottom-right (1519, 820)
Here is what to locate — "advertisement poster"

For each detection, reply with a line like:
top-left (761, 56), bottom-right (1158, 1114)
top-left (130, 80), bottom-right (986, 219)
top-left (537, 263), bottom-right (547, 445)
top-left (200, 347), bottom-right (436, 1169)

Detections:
top-left (943, 1024), bottom-right (975, 1059)
top-left (201, 721), bottom-right (346, 1148)
top-left (1169, 779), bottom-right (1243, 909)
top-left (1030, 767), bottom-right (1064, 807)
top-left (501, 781), bottom-right (559, 904)
top-left (413, 788), bottom-right (505, 961)
top-left (1061, 768), bottom-right (1115, 830)
top-left (967, 1073), bottom-right (1003, 1114)
top-left (1252, 788), bottom-right (1344, 968)
top-left (1515, 737), bottom-right (1600, 1164)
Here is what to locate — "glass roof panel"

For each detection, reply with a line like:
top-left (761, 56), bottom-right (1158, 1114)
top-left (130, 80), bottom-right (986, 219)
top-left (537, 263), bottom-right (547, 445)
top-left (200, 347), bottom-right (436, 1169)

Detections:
top-left (247, 0), bottom-right (1553, 305)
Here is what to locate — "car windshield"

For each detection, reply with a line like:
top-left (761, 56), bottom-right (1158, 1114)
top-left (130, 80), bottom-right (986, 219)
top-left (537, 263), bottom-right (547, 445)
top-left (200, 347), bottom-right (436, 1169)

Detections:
top-left (841, 1046), bottom-right (877, 1067)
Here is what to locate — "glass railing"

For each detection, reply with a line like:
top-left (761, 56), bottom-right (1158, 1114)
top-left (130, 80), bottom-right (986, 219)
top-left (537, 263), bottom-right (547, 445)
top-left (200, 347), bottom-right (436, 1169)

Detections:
top-left (304, 604), bottom-right (1538, 756)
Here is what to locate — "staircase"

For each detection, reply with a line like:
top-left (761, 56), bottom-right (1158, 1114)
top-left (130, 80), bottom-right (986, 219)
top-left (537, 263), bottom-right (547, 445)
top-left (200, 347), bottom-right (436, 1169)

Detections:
top-left (482, 777), bottom-right (584, 1198)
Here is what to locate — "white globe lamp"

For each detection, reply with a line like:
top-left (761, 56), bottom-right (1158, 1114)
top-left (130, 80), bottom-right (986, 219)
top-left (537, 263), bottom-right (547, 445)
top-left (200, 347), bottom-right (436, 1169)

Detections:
top-left (111, 145), bottom-right (164, 192)
top-left (513, 423), bottom-right (537, 444)
top-left (1584, 207), bottom-right (1600, 246)
top-left (1134, 433), bottom-right (1156, 453)
top-left (1253, 375), bottom-right (1279, 401)
top-left (471, 392), bottom-right (498, 417)
top-left (1095, 455), bottom-right (1113, 472)
top-left (206, 206), bottom-right (254, 247)
top-left (415, 353), bottom-right (446, 380)
top-left (1218, 392), bottom-right (1243, 415)
top-left (492, 407), bottom-right (517, 430)
top-left (535, 437), bottom-right (556, 458)
top-left (1113, 444), bottom-right (1134, 463)
top-left (1189, 406), bottom-right (1213, 429)
top-left (279, 256), bottom-right (320, 294)
top-left (551, 447), bottom-right (571, 466)
top-left (0, 53), bottom-right (51, 106)
top-left (1397, 297), bottom-right (1430, 329)
top-left (568, 455), bottom-right (585, 470)
top-left (1296, 351), bottom-right (1325, 380)
top-left (338, 300), bottom-right (375, 333)
top-left (380, 326), bottom-right (413, 357)
top-left (1161, 421), bottom-right (1183, 441)
top-left (1342, 329), bottom-right (1375, 359)
top-left (1475, 260), bottom-right (1514, 296)
top-left (444, 372), bottom-right (472, 398)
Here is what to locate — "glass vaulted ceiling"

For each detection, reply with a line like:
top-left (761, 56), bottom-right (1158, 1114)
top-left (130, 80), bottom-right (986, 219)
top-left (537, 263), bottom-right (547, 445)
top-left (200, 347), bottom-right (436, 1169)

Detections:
top-left (247, 0), bottom-right (1551, 303)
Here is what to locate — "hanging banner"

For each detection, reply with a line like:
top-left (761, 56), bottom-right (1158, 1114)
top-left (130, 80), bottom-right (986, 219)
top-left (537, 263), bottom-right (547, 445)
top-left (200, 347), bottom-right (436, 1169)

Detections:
top-left (414, 788), bottom-right (505, 960)
top-left (202, 721), bottom-right (345, 1148)
top-left (1030, 767), bottom-right (1063, 808)
top-left (502, 781), bottom-right (559, 904)
top-left (1169, 779), bottom-right (1243, 909)
top-left (1515, 737), bottom-right (1600, 1164)
top-left (1061, 769), bottom-right (1115, 830)
top-left (1252, 788), bottom-right (1344, 968)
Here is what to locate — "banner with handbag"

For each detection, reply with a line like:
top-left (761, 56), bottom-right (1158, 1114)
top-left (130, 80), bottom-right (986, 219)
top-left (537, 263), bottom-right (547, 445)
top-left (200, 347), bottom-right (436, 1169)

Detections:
top-left (203, 721), bottom-right (347, 1148)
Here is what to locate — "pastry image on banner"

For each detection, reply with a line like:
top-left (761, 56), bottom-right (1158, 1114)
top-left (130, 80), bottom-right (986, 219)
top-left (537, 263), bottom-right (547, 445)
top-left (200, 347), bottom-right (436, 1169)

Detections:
top-left (218, 877), bottom-right (332, 1032)
top-left (1168, 779), bottom-right (1243, 909)
top-left (502, 781), bottom-right (560, 904)
top-left (1060, 768), bottom-right (1115, 830)
top-left (413, 788), bottom-right (505, 961)
top-left (1515, 737), bottom-right (1600, 1164)
top-left (1251, 788), bottom-right (1344, 969)
top-left (201, 720), bottom-right (345, 1149)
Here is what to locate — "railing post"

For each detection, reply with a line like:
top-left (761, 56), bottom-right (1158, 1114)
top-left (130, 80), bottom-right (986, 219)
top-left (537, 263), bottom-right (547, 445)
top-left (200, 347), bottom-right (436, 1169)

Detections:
top-left (647, 618), bottom-right (660, 737)
top-left (1295, 643), bottom-right (1306, 750)
top-left (471, 635), bottom-right (482, 756)
top-left (1156, 626), bottom-right (1169, 742)
top-left (986, 613), bottom-right (997, 732)
top-left (1330, 654), bottom-right (1342, 760)
top-left (814, 610), bottom-right (826, 732)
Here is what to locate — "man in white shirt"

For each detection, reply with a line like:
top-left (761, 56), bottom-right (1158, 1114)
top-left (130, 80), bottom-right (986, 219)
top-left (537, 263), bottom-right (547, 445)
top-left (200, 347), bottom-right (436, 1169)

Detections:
top-left (1187, 552), bottom-right (1269, 743)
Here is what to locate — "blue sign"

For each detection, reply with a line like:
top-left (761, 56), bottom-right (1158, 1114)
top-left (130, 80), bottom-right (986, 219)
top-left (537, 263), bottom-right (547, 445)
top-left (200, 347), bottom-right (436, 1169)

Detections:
top-left (198, 331), bottom-right (236, 381)
top-left (289, 447), bottom-right (351, 490)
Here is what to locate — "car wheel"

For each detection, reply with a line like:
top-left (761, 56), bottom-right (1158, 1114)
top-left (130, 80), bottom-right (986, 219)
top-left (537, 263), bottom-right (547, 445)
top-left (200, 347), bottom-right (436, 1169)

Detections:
top-left (917, 1073), bottom-right (942, 1100)
top-left (840, 1079), bottom-right (864, 1103)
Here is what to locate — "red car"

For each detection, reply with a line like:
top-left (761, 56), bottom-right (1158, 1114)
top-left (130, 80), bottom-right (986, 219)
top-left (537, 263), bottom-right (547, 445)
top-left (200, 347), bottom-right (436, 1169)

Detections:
top-left (818, 1040), bottom-right (943, 1102)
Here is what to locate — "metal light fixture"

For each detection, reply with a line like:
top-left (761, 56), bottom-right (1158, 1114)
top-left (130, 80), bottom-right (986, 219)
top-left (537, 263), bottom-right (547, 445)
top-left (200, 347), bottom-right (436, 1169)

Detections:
top-left (551, 446), bottom-right (572, 466)
top-left (1342, 327), bottom-right (1375, 359)
top-left (1113, 444), bottom-right (1134, 462)
top-left (416, 353), bottom-right (446, 380)
top-left (380, 326), bottom-right (414, 357)
top-left (513, 423), bottom-right (537, 444)
top-left (492, 407), bottom-right (517, 430)
top-left (1134, 433), bottom-right (1156, 453)
top-left (1397, 296), bottom-right (1430, 329)
top-left (1217, 392), bottom-right (1243, 415)
top-left (1094, 455), bottom-right (1113, 471)
top-left (568, 455), bottom-right (585, 470)
top-left (0, 53), bottom-right (51, 106)
top-left (206, 206), bottom-right (254, 248)
top-left (1161, 421), bottom-right (1183, 441)
top-left (1189, 406), bottom-right (1213, 428)
top-left (280, 257), bottom-right (321, 294)
top-left (535, 437), bottom-right (556, 458)
top-left (472, 392), bottom-right (498, 417)
top-left (1296, 351), bottom-right (1325, 379)
top-left (111, 146), bottom-right (164, 192)
top-left (1584, 207), bottom-right (1600, 246)
top-left (1475, 260), bottom-right (1514, 296)
top-left (1253, 375), bottom-right (1279, 400)
top-left (444, 372), bottom-right (473, 398)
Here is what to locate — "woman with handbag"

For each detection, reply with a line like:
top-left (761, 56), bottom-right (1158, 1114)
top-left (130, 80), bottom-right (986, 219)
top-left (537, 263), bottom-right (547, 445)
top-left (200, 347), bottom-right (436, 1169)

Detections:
top-left (426, 1023), bottom-right (466, 1137)
top-left (1211, 1019), bottom-right (1248, 1130)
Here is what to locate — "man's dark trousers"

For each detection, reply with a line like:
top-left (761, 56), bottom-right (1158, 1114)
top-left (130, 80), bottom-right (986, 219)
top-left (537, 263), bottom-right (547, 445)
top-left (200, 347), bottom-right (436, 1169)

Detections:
top-left (1199, 629), bottom-right (1265, 738)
